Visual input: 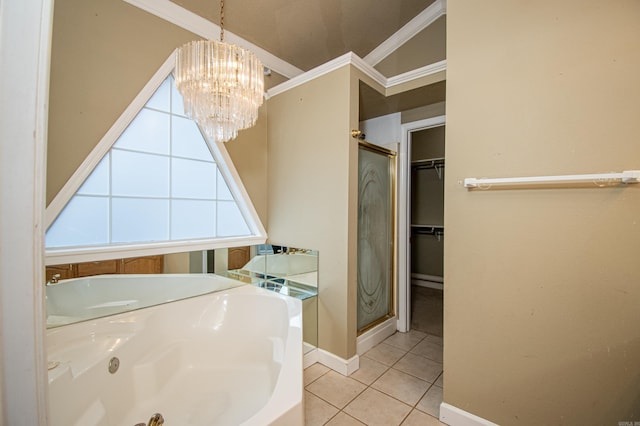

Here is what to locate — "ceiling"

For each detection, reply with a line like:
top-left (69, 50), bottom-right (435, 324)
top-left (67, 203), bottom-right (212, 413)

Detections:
top-left (166, 0), bottom-right (446, 120)
top-left (171, 0), bottom-right (438, 72)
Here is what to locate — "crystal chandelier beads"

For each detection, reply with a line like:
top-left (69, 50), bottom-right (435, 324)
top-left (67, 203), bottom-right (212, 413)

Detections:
top-left (175, 39), bottom-right (264, 143)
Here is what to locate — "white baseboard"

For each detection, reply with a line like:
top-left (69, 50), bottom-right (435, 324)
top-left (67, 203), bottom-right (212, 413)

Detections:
top-left (317, 349), bottom-right (359, 376)
top-left (303, 348), bottom-right (318, 369)
top-left (356, 317), bottom-right (397, 355)
top-left (440, 403), bottom-right (499, 426)
top-left (310, 318), bottom-right (397, 376)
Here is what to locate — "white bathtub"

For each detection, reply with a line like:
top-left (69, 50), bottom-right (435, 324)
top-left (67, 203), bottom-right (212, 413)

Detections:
top-left (46, 280), bottom-right (303, 426)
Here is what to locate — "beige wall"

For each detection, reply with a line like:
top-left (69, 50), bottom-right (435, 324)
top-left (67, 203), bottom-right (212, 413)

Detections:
top-left (445, 1), bottom-right (640, 424)
top-left (401, 101), bottom-right (446, 124)
top-left (48, 0), bottom-right (196, 204)
top-left (267, 65), bottom-right (358, 359)
top-left (163, 252), bottom-right (190, 273)
top-left (226, 104), bottom-right (269, 223)
top-left (47, 0), bottom-right (268, 222)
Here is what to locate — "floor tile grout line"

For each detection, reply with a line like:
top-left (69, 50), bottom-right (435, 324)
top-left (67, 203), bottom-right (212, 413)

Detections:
top-left (305, 388), bottom-right (349, 412)
top-left (307, 369), bottom-right (428, 424)
top-left (385, 355), bottom-right (443, 384)
top-left (350, 364), bottom-right (391, 386)
top-left (306, 372), bottom-right (443, 420)
top-left (306, 330), bottom-right (444, 425)
top-left (322, 409), bottom-right (340, 425)
top-left (308, 371), bottom-right (438, 424)
top-left (306, 375), bottom-right (369, 412)
top-left (381, 334), bottom-right (429, 352)
top-left (398, 407), bottom-right (413, 426)
top-left (370, 371), bottom-right (434, 406)
top-left (317, 381), bottom-right (413, 425)
top-left (303, 366), bottom-right (332, 387)
top-left (353, 333), bottom-right (444, 388)
top-left (370, 382), bottom-right (428, 410)
top-left (323, 410), bottom-right (364, 426)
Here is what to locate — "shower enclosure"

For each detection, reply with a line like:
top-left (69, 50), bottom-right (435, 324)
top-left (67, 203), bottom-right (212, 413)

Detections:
top-left (357, 141), bottom-right (396, 332)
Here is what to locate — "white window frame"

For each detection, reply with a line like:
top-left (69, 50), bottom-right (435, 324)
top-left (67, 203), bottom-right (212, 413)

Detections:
top-left (45, 51), bottom-right (267, 265)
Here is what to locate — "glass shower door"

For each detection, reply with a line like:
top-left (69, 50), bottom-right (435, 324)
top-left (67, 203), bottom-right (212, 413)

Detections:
top-left (357, 142), bottom-right (396, 332)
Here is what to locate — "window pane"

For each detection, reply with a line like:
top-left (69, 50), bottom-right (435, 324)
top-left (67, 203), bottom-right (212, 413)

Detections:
top-left (172, 158), bottom-right (216, 199)
top-left (114, 109), bottom-right (169, 155)
top-left (217, 201), bottom-right (250, 237)
top-left (171, 116), bottom-right (212, 161)
top-left (145, 78), bottom-right (171, 112)
top-left (111, 198), bottom-right (168, 243)
top-left (45, 75), bottom-right (261, 252)
top-left (216, 167), bottom-right (233, 200)
top-left (77, 154), bottom-right (109, 195)
top-left (171, 200), bottom-right (216, 240)
top-left (112, 150), bottom-right (169, 197)
top-left (170, 76), bottom-right (186, 117)
top-left (46, 196), bottom-right (109, 247)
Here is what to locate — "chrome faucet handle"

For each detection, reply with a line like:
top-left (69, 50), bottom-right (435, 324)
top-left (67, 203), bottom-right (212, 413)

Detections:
top-left (148, 413), bottom-right (164, 426)
top-left (46, 273), bottom-right (61, 286)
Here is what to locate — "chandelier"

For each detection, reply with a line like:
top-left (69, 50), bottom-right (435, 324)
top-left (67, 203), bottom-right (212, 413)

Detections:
top-left (175, 0), bottom-right (264, 143)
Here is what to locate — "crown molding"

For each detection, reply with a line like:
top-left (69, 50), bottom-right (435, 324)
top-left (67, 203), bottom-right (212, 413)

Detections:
top-left (363, 0), bottom-right (447, 66)
top-left (267, 52), bottom-right (359, 98)
top-left (386, 59), bottom-right (447, 88)
top-left (349, 53), bottom-right (388, 87)
top-left (122, 0), bottom-right (303, 79)
top-left (267, 52), bottom-right (446, 99)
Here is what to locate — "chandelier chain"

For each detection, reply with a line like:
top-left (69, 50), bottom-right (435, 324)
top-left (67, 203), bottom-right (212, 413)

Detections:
top-left (220, 0), bottom-right (225, 42)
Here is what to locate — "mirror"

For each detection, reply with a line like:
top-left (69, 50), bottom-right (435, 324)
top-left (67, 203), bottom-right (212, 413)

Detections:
top-left (45, 245), bottom-right (319, 353)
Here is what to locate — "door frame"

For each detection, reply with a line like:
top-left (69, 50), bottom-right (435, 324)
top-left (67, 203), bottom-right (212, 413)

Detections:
top-left (397, 115), bottom-right (446, 332)
top-left (0, 0), bottom-right (53, 422)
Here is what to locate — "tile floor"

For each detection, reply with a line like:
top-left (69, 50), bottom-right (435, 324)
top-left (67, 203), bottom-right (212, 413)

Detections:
top-left (304, 330), bottom-right (446, 426)
top-left (410, 286), bottom-right (443, 337)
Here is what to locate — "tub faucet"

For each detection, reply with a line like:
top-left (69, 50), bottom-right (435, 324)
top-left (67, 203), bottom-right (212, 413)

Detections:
top-left (148, 413), bottom-right (164, 426)
top-left (46, 274), bottom-right (61, 286)
top-left (134, 413), bottom-right (164, 426)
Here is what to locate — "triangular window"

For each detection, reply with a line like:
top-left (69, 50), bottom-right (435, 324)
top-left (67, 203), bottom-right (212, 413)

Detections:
top-left (45, 56), bottom-right (265, 262)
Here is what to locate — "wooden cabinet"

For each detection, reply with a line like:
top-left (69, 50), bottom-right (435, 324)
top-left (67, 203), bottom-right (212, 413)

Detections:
top-left (120, 256), bottom-right (163, 274)
top-left (46, 255), bottom-right (164, 281)
top-left (227, 246), bottom-right (251, 270)
top-left (76, 260), bottom-right (118, 277)
top-left (45, 264), bottom-right (76, 282)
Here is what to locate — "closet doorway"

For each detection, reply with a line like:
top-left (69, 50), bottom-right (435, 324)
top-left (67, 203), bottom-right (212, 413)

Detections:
top-left (398, 116), bottom-right (445, 334)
